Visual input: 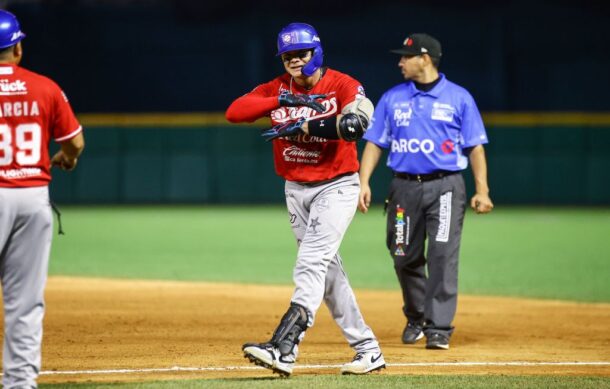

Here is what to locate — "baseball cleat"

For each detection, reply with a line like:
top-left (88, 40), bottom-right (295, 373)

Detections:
top-left (426, 333), bottom-right (450, 350)
top-left (402, 322), bottom-right (424, 344)
top-left (242, 342), bottom-right (294, 377)
top-left (340, 351), bottom-right (386, 375)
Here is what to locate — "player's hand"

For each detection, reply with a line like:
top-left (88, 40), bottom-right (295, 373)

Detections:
top-left (261, 118), bottom-right (306, 142)
top-left (471, 193), bottom-right (494, 214)
top-left (278, 92), bottom-right (327, 113)
top-left (358, 184), bottom-right (372, 214)
top-left (50, 150), bottom-right (78, 171)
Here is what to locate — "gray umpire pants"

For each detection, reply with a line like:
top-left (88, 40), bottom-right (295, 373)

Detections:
top-left (0, 186), bottom-right (53, 389)
top-left (386, 173), bottom-right (466, 339)
top-left (286, 173), bottom-right (380, 354)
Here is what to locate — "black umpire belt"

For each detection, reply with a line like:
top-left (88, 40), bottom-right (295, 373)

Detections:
top-left (393, 170), bottom-right (460, 182)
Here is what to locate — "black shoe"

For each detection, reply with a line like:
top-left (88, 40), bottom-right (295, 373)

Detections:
top-left (401, 322), bottom-right (424, 344)
top-left (426, 333), bottom-right (449, 350)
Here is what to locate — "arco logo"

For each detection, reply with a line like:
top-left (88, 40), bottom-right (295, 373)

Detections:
top-left (391, 138), bottom-right (434, 154)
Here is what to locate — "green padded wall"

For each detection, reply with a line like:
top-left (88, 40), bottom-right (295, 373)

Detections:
top-left (49, 126), bottom-right (610, 205)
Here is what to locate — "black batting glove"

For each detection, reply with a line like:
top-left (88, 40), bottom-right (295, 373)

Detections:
top-left (278, 92), bottom-right (327, 113)
top-left (261, 118), bottom-right (306, 142)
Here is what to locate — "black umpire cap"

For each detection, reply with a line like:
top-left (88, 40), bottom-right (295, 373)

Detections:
top-left (391, 33), bottom-right (442, 58)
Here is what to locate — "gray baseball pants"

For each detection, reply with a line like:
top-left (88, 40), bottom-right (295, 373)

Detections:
top-left (286, 173), bottom-right (380, 353)
top-left (386, 173), bottom-right (466, 339)
top-left (0, 186), bottom-right (53, 389)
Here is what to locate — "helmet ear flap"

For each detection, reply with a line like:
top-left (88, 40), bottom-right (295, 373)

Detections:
top-left (301, 46), bottom-right (324, 77)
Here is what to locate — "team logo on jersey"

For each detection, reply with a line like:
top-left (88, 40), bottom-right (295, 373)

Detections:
top-left (271, 96), bottom-right (338, 124)
top-left (441, 140), bottom-right (455, 154)
top-left (282, 145), bottom-right (321, 164)
top-left (288, 133), bottom-right (327, 143)
top-left (0, 79), bottom-right (27, 96)
top-left (391, 138), bottom-right (435, 154)
top-left (393, 107), bottom-right (412, 127)
top-left (431, 102), bottom-right (455, 122)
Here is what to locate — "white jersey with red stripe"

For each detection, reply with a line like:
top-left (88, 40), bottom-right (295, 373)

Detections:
top-left (0, 64), bottom-right (81, 187)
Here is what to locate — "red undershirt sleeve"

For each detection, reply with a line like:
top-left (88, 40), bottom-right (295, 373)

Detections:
top-left (225, 82), bottom-right (279, 123)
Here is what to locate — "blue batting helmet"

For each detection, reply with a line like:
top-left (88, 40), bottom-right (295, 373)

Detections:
top-left (277, 23), bottom-right (323, 77)
top-left (0, 10), bottom-right (25, 49)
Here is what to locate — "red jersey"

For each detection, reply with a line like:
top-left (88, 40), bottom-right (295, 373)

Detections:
top-left (226, 68), bottom-right (365, 182)
top-left (0, 64), bottom-right (81, 187)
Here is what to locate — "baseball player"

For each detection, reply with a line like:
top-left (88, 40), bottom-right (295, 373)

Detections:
top-left (0, 10), bottom-right (84, 388)
top-left (359, 33), bottom-right (493, 350)
top-left (225, 22), bottom-right (385, 376)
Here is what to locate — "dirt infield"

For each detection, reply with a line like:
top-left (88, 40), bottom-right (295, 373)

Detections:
top-left (4, 277), bottom-right (609, 384)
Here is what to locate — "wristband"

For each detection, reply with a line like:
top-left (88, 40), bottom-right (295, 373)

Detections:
top-left (308, 116), bottom-right (338, 139)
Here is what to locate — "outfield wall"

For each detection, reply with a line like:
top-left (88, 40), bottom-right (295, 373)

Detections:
top-left (49, 113), bottom-right (610, 205)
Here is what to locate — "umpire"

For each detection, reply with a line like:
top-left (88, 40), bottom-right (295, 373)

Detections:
top-left (358, 33), bottom-right (493, 350)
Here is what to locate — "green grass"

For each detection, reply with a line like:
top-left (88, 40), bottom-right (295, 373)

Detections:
top-left (43, 207), bottom-right (610, 388)
top-left (39, 375), bottom-right (610, 389)
top-left (49, 205), bottom-right (610, 302)
top-left (457, 207), bottom-right (610, 301)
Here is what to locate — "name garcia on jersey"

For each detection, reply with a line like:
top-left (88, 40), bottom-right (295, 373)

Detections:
top-left (0, 100), bottom-right (40, 118)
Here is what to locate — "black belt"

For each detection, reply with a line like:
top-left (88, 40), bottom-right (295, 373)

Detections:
top-left (393, 170), bottom-right (459, 182)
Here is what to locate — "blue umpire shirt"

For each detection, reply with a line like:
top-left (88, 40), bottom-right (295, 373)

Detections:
top-left (364, 73), bottom-right (488, 174)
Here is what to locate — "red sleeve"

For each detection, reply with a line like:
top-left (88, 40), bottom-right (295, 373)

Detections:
top-left (51, 84), bottom-right (82, 142)
top-left (336, 74), bottom-right (365, 111)
top-left (225, 82), bottom-right (279, 123)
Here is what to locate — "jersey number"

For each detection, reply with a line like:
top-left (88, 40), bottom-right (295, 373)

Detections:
top-left (0, 123), bottom-right (42, 166)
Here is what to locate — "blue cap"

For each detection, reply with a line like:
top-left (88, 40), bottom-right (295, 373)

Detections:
top-left (0, 10), bottom-right (26, 49)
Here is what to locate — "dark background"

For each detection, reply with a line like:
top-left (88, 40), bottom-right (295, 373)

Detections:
top-left (3, 0), bottom-right (609, 205)
top-left (7, 0), bottom-right (610, 113)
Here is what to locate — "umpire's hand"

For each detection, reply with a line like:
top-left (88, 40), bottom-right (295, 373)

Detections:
top-left (358, 184), bottom-right (372, 214)
top-left (471, 193), bottom-right (494, 214)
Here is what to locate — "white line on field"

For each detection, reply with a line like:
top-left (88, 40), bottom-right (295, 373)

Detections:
top-left (38, 361), bottom-right (610, 376)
